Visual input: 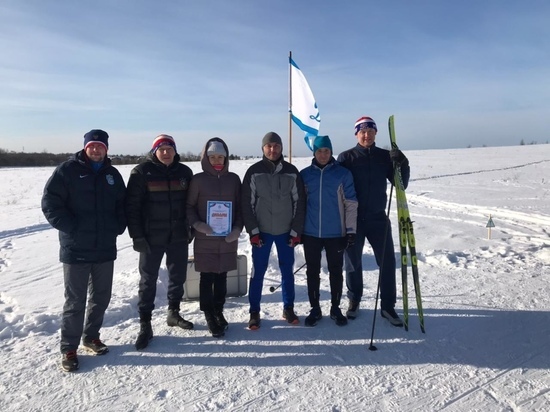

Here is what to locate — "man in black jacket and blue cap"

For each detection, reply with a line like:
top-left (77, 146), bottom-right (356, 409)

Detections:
top-left (42, 129), bottom-right (127, 372)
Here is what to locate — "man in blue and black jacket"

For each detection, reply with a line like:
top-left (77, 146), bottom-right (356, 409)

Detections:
top-left (300, 135), bottom-right (358, 327)
top-left (337, 116), bottom-right (409, 326)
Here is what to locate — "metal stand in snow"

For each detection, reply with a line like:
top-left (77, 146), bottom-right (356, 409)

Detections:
top-left (269, 261), bottom-right (307, 293)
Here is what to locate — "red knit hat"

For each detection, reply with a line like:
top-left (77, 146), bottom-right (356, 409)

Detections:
top-left (151, 134), bottom-right (176, 153)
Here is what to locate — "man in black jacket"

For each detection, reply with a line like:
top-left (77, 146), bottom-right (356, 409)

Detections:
top-left (125, 134), bottom-right (194, 350)
top-left (42, 129), bottom-right (126, 372)
top-left (337, 116), bottom-right (410, 326)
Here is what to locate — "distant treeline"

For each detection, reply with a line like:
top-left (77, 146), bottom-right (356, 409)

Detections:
top-left (519, 139), bottom-right (547, 146)
top-left (0, 149), bottom-right (242, 167)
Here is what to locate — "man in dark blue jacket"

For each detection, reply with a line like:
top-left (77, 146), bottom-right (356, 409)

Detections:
top-left (125, 134), bottom-right (194, 350)
top-left (337, 116), bottom-right (409, 326)
top-left (42, 129), bottom-right (126, 372)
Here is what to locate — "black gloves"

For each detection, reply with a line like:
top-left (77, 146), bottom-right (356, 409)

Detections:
top-left (133, 237), bottom-right (151, 254)
top-left (340, 233), bottom-right (356, 251)
top-left (390, 149), bottom-right (407, 165)
top-left (346, 233), bottom-right (356, 249)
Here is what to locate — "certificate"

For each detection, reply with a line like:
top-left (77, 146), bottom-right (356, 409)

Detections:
top-left (206, 201), bottom-right (232, 236)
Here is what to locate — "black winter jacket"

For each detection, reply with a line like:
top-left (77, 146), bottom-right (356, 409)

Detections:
top-left (337, 143), bottom-right (410, 219)
top-left (41, 151), bottom-right (127, 264)
top-left (125, 152), bottom-right (193, 246)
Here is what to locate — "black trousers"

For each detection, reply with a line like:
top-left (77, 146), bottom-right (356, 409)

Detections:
top-left (344, 214), bottom-right (397, 308)
top-left (137, 241), bottom-right (189, 316)
top-left (302, 235), bottom-right (346, 308)
top-left (199, 272), bottom-right (227, 313)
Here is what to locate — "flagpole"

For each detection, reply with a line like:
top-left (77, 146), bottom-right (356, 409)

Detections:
top-left (288, 51), bottom-right (293, 163)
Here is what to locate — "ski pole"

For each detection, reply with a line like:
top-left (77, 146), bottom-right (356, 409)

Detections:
top-left (269, 262), bottom-right (307, 293)
top-left (368, 181), bottom-right (395, 351)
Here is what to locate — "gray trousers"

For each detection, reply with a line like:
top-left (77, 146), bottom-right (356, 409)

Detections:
top-left (60, 261), bottom-right (114, 353)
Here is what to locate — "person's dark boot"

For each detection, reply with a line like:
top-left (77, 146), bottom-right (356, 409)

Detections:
top-left (214, 307), bottom-right (228, 330)
top-left (381, 307), bottom-right (404, 327)
top-left (304, 306), bottom-right (322, 327)
top-left (282, 306), bottom-right (299, 325)
top-left (61, 350), bottom-right (79, 372)
top-left (135, 321), bottom-right (153, 350)
top-left (167, 309), bottom-right (194, 330)
top-left (330, 306), bottom-right (348, 326)
top-left (248, 312), bottom-right (261, 330)
top-left (204, 311), bottom-right (225, 338)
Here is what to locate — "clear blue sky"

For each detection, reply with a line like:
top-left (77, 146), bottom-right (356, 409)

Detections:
top-left (1, 0), bottom-right (549, 157)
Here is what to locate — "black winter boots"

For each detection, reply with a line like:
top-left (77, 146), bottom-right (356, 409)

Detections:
top-left (135, 321), bottom-right (153, 350)
top-left (204, 311), bottom-right (225, 338)
top-left (167, 309), bottom-right (194, 330)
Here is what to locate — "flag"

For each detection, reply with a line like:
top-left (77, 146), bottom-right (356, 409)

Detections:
top-left (290, 57), bottom-right (320, 151)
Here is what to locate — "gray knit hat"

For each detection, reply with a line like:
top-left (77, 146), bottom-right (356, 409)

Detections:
top-left (261, 132), bottom-right (283, 148)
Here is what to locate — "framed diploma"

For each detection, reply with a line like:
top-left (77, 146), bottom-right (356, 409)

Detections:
top-left (206, 201), bottom-right (232, 236)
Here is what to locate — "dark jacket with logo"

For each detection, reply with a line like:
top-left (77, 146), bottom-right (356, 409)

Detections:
top-left (41, 150), bottom-right (127, 264)
top-left (337, 142), bottom-right (410, 219)
top-left (125, 152), bottom-right (193, 246)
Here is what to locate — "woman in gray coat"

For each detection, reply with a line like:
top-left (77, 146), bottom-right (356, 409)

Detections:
top-left (186, 137), bottom-right (243, 337)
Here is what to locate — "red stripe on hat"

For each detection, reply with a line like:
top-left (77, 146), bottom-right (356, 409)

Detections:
top-left (151, 134), bottom-right (176, 151)
top-left (84, 141), bottom-right (108, 151)
top-left (354, 116), bottom-right (375, 128)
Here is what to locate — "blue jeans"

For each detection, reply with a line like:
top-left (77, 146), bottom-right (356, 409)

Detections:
top-left (248, 232), bottom-right (296, 312)
top-left (344, 214), bottom-right (397, 308)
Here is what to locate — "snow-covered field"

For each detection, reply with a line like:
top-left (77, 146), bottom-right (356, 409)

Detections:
top-left (1, 144), bottom-right (549, 411)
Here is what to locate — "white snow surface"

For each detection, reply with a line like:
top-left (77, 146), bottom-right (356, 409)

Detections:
top-left (1, 145), bottom-right (549, 412)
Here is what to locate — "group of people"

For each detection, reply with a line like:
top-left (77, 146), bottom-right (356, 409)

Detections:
top-left (41, 115), bottom-right (410, 373)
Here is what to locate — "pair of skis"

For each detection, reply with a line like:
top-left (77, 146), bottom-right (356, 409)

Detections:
top-left (388, 115), bottom-right (425, 333)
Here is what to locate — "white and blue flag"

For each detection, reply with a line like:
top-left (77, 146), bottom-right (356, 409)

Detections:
top-left (290, 57), bottom-right (320, 151)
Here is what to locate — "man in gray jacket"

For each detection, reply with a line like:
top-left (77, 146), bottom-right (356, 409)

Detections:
top-left (241, 132), bottom-right (306, 329)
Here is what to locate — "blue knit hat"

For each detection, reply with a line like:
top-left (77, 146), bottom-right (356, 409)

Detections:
top-left (313, 135), bottom-right (332, 154)
top-left (83, 129), bottom-right (109, 150)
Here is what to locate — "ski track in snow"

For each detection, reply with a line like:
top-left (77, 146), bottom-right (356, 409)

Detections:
top-left (1, 148), bottom-right (550, 411)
